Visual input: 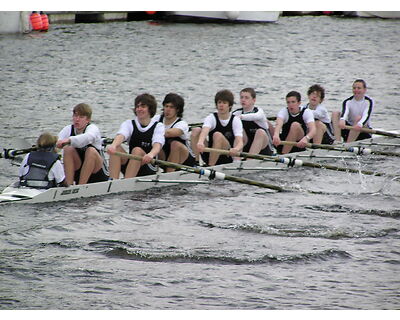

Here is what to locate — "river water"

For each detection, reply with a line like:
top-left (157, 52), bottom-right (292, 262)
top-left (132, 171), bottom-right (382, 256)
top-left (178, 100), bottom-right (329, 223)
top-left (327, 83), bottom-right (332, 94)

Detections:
top-left (0, 15), bottom-right (400, 310)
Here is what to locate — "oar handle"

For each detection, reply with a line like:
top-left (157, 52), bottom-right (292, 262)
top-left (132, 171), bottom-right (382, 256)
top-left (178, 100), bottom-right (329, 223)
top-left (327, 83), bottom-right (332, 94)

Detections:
top-left (279, 141), bottom-right (313, 148)
top-left (343, 125), bottom-right (375, 134)
top-left (203, 147), bottom-right (232, 156)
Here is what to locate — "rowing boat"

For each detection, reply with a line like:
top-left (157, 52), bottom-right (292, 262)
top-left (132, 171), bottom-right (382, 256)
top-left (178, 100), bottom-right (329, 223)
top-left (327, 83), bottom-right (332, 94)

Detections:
top-left (0, 134), bottom-right (397, 204)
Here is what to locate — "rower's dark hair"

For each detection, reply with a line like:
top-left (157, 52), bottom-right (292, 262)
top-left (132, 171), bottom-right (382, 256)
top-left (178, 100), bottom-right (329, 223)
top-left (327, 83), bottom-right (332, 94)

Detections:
top-left (162, 93), bottom-right (185, 117)
top-left (134, 93), bottom-right (157, 117)
top-left (286, 91), bottom-right (301, 102)
top-left (215, 89), bottom-right (235, 109)
top-left (240, 88), bottom-right (256, 99)
top-left (353, 79), bottom-right (367, 88)
top-left (307, 84), bottom-right (325, 102)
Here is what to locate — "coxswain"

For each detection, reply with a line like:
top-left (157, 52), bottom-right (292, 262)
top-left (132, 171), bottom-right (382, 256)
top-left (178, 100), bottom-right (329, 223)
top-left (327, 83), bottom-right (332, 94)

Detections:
top-left (19, 132), bottom-right (68, 189)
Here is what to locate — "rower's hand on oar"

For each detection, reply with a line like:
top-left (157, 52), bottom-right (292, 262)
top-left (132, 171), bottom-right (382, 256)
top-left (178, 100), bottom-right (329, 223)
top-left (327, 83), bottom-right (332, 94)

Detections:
top-left (142, 153), bottom-right (153, 164)
top-left (272, 134), bottom-right (281, 147)
top-left (56, 138), bottom-right (70, 149)
top-left (353, 123), bottom-right (363, 132)
top-left (197, 142), bottom-right (205, 153)
top-left (229, 147), bottom-right (240, 157)
top-left (339, 119), bottom-right (346, 129)
top-left (297, 136), bottom-right (309, 148)
top-left (106, 145), bottom-right (117, 155)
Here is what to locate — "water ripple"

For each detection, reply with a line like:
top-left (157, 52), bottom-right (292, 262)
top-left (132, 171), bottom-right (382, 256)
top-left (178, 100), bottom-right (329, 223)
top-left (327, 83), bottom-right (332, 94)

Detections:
top-left (101, 246), bottom-right (350, 265)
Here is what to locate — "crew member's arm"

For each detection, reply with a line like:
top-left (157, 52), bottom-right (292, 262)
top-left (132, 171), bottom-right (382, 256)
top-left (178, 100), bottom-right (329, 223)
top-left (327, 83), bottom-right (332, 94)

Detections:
top-left (165, 127), bottom-right (184, 138)
top-left (230, 116), bottom-right (243, 156)
top-left (107, 134), bottom-right (125, 155)
top-left (297, 110), bottom-right (316, 148)
top-left (273, 117), bottom-right (284, 147)
top-left (339, 100), bottom-right (349, 129)
top-left (297, 121), bottom-right (316, 148)
top-left (142, 122), bottom-right (165, 164)
top-left (196, 127), bottom-right (210, 153)
top-left (355, 99), bottom-right (374, 130)
top-left (142, 143), bottom-right (162, 164)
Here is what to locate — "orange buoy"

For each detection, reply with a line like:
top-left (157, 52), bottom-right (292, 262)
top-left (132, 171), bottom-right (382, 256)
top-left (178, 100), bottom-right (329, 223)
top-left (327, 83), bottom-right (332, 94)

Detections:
top-left (40, 11), bottom-right (49, 31)
top-left (30, 12), bottom-right (43, 31)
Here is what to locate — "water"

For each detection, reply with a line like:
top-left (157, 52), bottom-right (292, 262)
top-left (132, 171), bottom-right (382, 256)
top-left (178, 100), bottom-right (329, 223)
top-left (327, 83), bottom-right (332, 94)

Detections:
top-left (1, 16), bottom-right (400, 309)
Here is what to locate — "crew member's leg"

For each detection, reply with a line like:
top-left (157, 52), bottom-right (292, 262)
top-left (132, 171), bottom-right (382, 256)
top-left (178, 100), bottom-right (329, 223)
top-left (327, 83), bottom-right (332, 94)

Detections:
top-left (209, 132), bottom-right (230, 166)
top-left (78, 147), bottom-right (104, 184)
top-left (282, 122), bottom-right (304, 154)
top-left (108, 146), bottom-right (128, 179)
top-left (62, 146), bottom-right (82, 185)
top-left (249, 129), bottom-right (268, 154)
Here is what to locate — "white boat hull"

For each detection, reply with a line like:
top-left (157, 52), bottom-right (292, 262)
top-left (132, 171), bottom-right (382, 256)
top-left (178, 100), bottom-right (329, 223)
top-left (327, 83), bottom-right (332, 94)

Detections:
top-left (0, 11), bottom-right (31, 34)
top-left (354, 11), bottom-right (400, 18)
top-left (0, 159), bottom-right (283, 204)
top-left (165, 11), bottom-right (280, 23)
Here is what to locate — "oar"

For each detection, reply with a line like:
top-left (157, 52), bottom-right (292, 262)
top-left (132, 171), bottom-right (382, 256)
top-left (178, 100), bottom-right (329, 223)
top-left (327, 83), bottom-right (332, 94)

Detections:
top-left (0, 146), bottom-right (37, 159)
top-left (280, 140), bottom-right (400, 158)
top-left (189, 116), bottom-right (277, 129)
top-left (344, 125), bottom-right (400, 139)
top-left (359, 141), bottom-right (400, 148)
top-left (203, 147), bottom-right (388, 177)
top-left (113, 151), bottom-right (286, 191)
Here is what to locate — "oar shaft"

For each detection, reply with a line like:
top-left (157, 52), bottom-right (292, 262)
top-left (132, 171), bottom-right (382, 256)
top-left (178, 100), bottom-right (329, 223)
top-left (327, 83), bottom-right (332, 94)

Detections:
top-left (370, 150), bottom-right (400, 157)
top-left (281, 140), bottom-right (400, 158)
top-left (344, 125), bottom-right (400, 138)
top-left (113, 151), bottom-right (284, 191)
top-left (203, 147), bottom-right (387, 177)
top-left (0, 147), bottom-right (37, 159)
top-left (203, 147), bottom-right (267, 161)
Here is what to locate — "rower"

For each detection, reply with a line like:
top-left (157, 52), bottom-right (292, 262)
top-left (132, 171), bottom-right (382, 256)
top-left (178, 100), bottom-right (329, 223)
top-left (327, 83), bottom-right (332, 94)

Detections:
top-left (107, 93), bottom-right (165, 178)
top-left (304, 84), bottom-right (335, 145)
top-left (331, 79), bottom-right (374, 143)
top-left (232, 87), bottom-right (275, 155)
top-left (19, 132), bottom-right (68, 189)
top-left (273, 91), bottom-right (316, 154)
top-left (56, 103), bottom-right (109, 185)
top-left (191, 89), bottom-right (244, 166)
top-left (153, 93), bottom-right (196, 172)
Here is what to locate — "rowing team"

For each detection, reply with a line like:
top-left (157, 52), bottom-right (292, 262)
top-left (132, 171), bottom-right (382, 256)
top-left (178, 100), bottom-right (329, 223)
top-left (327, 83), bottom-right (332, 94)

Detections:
top-left (17, 79), bottom-right (374, 190)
